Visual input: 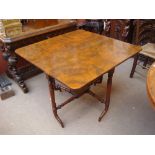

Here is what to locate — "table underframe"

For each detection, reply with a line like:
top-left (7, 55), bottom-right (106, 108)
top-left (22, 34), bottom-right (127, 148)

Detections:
top-left (46, 68), bottom-right (115, 128)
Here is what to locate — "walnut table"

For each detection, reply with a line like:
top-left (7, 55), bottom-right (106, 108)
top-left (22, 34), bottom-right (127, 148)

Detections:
top-left (147, 62), bottom-right (155, 109)
top-left (16, 30), bottom-right (141, 127)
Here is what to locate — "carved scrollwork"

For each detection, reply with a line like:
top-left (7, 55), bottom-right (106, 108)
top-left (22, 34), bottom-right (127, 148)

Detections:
top-left (104, 20), bottom-right (111, 36)
top-left (135, 19), bottom-right (155, 45)
top-left (103, 19), bottom-right (131, 42)
top-left (8, 56), bottom-right (18, 65)
top-left (122, 25), bottom-right (130, 39)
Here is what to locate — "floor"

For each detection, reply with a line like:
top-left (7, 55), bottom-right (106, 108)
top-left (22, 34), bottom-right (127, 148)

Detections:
top-left (0, 59), bottom-right (155, 135)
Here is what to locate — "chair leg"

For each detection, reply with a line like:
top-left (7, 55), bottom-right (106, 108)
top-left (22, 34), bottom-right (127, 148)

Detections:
top-left (142, 57), bottom-right (149, 69)
top-left (130, 54), bottom-right (139, 78)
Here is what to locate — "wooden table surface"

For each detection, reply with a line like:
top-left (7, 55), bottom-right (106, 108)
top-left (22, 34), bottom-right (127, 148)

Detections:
top-left (16, 30), bottom-right (141, 90)
top-left (147, 62), bottom-right (155, 108)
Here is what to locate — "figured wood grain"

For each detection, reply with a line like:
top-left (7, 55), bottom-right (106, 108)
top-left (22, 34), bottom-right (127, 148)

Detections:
top-left (16, 30), bottom-right (141, 90)
top-left (147, 63), bottom-right (155, 108)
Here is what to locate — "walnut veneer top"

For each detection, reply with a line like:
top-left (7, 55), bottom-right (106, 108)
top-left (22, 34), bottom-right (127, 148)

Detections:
top-left (16, 30), bottom-right (141, 90)
top-left (147, 63), bottom-right (155, 108)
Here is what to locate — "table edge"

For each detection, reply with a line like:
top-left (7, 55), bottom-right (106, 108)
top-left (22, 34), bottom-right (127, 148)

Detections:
top-left (146, 63), bottom-right (155, 109)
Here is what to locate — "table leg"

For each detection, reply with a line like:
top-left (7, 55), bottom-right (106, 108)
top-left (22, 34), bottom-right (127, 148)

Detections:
top-left (46, 75), bottom-right (64, 128)
top-left (98, 68), bottom-right (115, 122)
top-left (130, 54), bottom-right (139, 78)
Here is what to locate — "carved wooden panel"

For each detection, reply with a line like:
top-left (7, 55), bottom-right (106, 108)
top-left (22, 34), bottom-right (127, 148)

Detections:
top-left (134, 19), bottom-right (155, 45)
top-left (103, 19), bottom-right (131, 42)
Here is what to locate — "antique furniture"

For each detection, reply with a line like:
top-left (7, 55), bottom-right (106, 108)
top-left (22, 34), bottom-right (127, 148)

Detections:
top-left (79, 19), bottom-right (134, 41)
top-left (80, 19), bottom-right (104, 34)
top-left (16, 30), bottom-right (141, 128)
top-left (103, 19), bottom-right (134, 43)
top-left (130, 20), bottom-right (155, 78)
top-left (0, 20), bottom-right (77, 93)
top-left (147, 62), bottom-right (155, 109)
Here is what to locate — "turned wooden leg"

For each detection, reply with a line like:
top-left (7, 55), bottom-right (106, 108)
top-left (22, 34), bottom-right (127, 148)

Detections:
top-left (130, 54), bottom-right (139, 78)
top-left (1, 45), bottom-right (28, 93)
top-left (98, 68), bottom-right (115, 122)
top-left (8, 56), bottom-right (28, 93)
top-left (46, 75), bottom-right (64, 128)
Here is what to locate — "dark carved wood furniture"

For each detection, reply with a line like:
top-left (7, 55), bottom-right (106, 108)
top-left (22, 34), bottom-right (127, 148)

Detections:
top-left (77, 19), bottom-right (134, 43)
top-left (103, 19), bottom-right (134, 43)
top-left (0, 20), bottom-right (77, 93)
top-left (130, 20), bottom-right (155, 78)
top-left (133, 20), bottom-right (155, 45)
top-left (15, 30), bottom-right (141, 128)
top-left (80, 19), bottom-right (104, 34)
top-left (147, 62), bottom-right (155, 109)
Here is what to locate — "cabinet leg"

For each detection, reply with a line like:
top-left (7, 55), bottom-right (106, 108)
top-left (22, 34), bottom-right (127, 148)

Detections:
top-left (8, 59), bottom-right (28, 93)
top-left (2, 45), bottom-right (28, 93)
